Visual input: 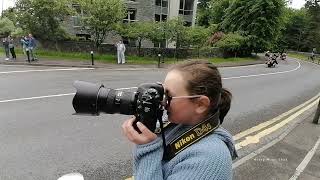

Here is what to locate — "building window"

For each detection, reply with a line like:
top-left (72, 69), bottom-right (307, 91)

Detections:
top-left (155, 14), bottom-right (168, 22)
top-left (155, 0), bottom-right (168, 22)
top-left (72, 16), bottom-right (81, 27)
top-left (162, 0), bottom-right (168, 7)
top-left (155, 0), bottom-right (161, 6)
top-left (179, 0), bottom-right (194, 15)
top-left (72, 3), bottom-right (82, 15)
top-left (155, 14), bottom-right (161, 22)
top-left (156, 0), bottom-right (168, 7)
top-left (162, 14), bottom-right (167, 21)
top-left (123, 9), bottom-right (137, 23)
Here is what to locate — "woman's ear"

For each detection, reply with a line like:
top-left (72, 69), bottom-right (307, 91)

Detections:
top-left (195, 96), bottom-right (211, 114)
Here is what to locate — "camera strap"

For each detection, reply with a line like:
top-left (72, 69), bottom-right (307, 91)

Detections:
top-left (163, 111), bottom-right (220, 161)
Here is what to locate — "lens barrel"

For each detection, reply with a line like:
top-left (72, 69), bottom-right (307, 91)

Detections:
top-left (72, 81), bottom-right (136, 115)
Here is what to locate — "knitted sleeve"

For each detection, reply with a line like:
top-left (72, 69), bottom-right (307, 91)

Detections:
top-left (133, 137), bottom-right (164, 180)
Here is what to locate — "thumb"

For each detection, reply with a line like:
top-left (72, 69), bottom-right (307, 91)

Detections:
top-left (137, 122), bottom-right (155, 136)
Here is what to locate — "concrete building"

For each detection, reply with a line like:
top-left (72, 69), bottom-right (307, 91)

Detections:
top-left (65, 0), bottom-right (198, 47)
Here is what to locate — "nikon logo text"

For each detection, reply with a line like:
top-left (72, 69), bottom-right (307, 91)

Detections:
top-left (194, 123), bottom-right (212, 136)
top-left (174, 134), bottom-right (196, 150)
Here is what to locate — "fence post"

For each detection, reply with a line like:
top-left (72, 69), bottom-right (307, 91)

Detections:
top-left (91, 51), bottom-right (94, 66)
top-left (157, 54), bottom-right (161, 68)
top-left (313, 98), bottom-right (320, 124)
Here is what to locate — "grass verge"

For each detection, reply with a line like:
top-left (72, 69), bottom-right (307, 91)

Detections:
top-left (0, 48), bottom-right (260, 65)
top-left (288, 52), bottom-right (309, 61)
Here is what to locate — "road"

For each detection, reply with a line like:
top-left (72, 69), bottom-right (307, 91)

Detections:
top-left (0, 59), bottom-right (319, 179)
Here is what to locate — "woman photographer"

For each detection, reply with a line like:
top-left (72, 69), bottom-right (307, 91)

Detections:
top-left (122, 60), bottom-right (237, 180)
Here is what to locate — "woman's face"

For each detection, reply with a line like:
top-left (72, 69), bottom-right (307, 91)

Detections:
top-left (163, 70), bottom-right (201, 125)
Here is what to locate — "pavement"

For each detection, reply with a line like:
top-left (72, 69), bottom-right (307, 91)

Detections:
top-left (0, 56), bottom-right (265, 69)
top-left (233, 100), bottom-right (320, 180)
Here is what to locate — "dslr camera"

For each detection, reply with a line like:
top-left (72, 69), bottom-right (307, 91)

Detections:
top-left (72, 81), bottom-right (165, 132)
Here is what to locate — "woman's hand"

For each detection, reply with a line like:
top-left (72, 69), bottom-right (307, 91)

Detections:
top-left (122, 117), bottom-right (157, 145)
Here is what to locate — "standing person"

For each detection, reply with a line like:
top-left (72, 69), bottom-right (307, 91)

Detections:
top-left (122, 60), bottom-right (237, 180)
top-left (311, 48), bottom-right (316, 62)
top-left (115, 40), bottom-right (126, 64)
top-left (27, 34), bottom-right (37, 61)
top-left (8, 36), bottom-right (16, 60)
top-left (2, 37), bottom-right (10, 61)
top-left (20, 36), bottom-right (28, 56)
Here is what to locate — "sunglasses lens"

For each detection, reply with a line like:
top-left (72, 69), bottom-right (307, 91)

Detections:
top-left (163, 94), bottom-right (171, 108)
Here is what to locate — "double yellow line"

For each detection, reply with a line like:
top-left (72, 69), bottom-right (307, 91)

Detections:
top-left (234, 93), bottom-right (320, 150)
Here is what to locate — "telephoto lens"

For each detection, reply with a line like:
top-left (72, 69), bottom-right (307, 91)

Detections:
top-left (72, 81), bottom-right (136, 115)
top-left (72, 81), bottom-right (165, 132)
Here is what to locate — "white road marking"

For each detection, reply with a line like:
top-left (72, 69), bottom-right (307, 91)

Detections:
top-left (289, 137), bottom-right (320, 180)
top-left (223, 60), bottom-right (301, 80)
top-left (0, 87), bottom-right (137, 103)
top-left (0, 68), bottom-right (94, 74)
top-left (0, 64), bottom-right (32, 67)
top-left (0, 93), bottom-right (76, 103)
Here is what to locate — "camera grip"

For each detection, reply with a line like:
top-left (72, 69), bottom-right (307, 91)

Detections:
top-left (133, 115), bottom-right (157, 134)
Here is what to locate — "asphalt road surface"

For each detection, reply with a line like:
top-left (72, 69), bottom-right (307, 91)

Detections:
top-left (0, 59), bottom-right (320, 180)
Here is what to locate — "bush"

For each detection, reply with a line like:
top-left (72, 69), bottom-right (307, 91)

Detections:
top-left (214, 33), bottom-right (250, 57)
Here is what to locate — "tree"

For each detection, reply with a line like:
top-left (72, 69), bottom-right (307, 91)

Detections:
top-left (275, 8), bottom-right (310, 52)
top-left (186, 26), bottom-right (211, 57)
top-left (2, 7), bottom-right (19, 26)
top-left (214, 33), bottom-right (249, 57)
top-left (147, 21), bottom-right (170, 48)
top-left (0, 18), bottom-right (15, 37)
top-left (197, 0), bottom-right (212, 26)
top-left (305, 0), bottom-right (320, 51)
top-left (197, 0), bottom-right (230, 27)
top-left (208, 0), bottom-right (230, 26)
top-left (208, 31), bottom-right (225, 46)
top-left (77, 0), bottom-right (126, 48)
top-left (167, 18), bottom-right (189, 48)
top-left (166, 18), bottom-right (190, 58)
top-left (222, 0), bottom-right (285, 52)
top-left (115, 21), bottom-right (153, 56)
top-left (16, 0), bottom-right (72, 40)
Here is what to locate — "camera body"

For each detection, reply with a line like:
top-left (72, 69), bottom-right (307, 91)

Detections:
top-left (72, 81), bottom-right (164, 132)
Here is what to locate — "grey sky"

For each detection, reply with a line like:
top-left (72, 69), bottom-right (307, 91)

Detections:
top-left (289, 0), bottom-right (306, 9)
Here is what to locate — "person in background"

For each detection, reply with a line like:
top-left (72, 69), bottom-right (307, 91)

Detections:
top-left (8, 36), bottom-right (16, 60)
top-left (20, 36), bottom-right (28, 57)
top-left (122, 60), bottom-right (237, 180)
top-left (265, 51), bottom-right (271, 63)
top-left (2, 37), bottom-right (10, 61)
top-left (115, 40), bottom-right (126, 64)
top-left (27, 34), bottom-right (37, 61)
top-left (311, 48), bottom-right (316, 62)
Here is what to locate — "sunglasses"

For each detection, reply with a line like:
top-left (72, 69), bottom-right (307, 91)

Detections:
top-left (164, 93), bottom-right (203, 108)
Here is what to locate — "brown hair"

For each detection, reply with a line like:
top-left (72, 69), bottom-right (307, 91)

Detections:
top-left (169, 60), bottom-right (232, 123)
